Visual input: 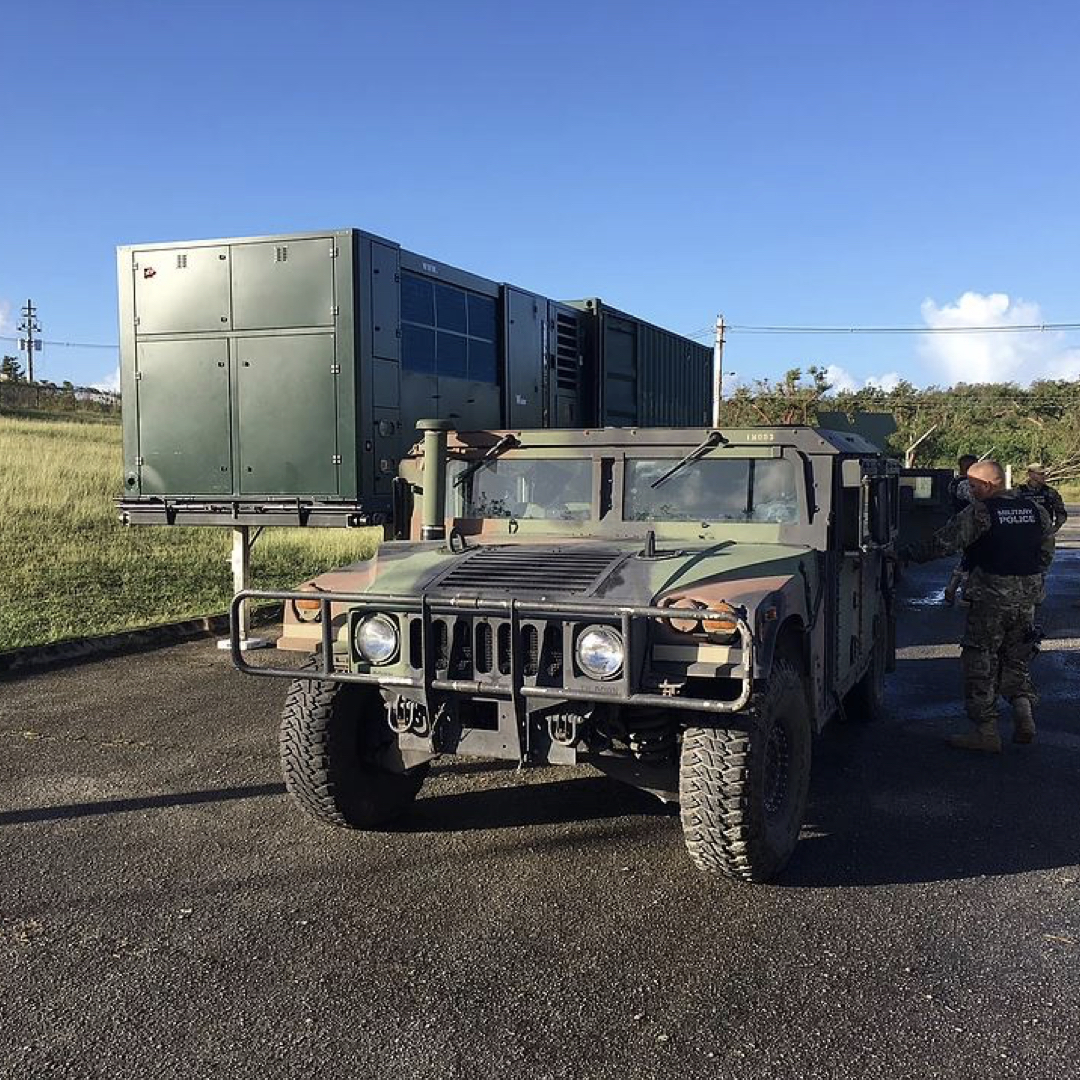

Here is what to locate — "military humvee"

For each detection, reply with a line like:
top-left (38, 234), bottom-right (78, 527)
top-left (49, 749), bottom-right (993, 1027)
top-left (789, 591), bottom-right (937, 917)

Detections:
top-left (233, 422), bottom-right (899, 882)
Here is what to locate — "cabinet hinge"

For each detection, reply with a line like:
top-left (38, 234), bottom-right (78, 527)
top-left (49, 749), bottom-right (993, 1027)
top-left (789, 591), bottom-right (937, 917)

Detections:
top-left (134, 370), bottom-right (142, 380)
top-left (134, 457), bottom-right (145, 467)
top-left (332, 454), bottom-right (342, 465)
top-left (331, 305), bottom-right (339, 317)
top-left (330, 363), bottom-right (341, 375)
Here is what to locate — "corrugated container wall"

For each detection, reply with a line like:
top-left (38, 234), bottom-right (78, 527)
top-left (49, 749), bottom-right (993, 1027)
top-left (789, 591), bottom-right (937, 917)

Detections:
top-left (568, 299), bottom-right (712, 427)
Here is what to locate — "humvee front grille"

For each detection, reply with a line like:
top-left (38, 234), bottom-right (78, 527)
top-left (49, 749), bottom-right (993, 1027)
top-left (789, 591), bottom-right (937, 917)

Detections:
top-left (432, 548), bottom-right (622, 595)
top-left (230, 589), bottom-right (755, 715)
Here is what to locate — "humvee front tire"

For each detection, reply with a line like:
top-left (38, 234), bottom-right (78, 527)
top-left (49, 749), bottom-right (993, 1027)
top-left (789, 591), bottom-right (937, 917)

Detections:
top-left (679, 660), bottom-right (812, 882)
top-left (280, 663), bottom-right (428, 829)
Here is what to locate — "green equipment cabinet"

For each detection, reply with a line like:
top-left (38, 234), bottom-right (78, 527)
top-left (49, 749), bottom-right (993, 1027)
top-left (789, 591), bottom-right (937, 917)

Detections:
top-left (117, 228), bottom-right (712, 527)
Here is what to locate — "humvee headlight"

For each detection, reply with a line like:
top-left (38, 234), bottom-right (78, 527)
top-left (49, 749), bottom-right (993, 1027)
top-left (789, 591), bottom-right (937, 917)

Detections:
top-left (354, 614), bottom-right (399, 665)
top-left (576, 625), bottom-right (624, 680)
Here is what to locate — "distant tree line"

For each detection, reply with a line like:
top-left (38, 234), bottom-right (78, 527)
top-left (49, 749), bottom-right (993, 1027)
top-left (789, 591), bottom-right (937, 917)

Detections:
top-left (0, 356), bottom-right (120, 416)
top-left (716, 367), bottom-right (1080, 482)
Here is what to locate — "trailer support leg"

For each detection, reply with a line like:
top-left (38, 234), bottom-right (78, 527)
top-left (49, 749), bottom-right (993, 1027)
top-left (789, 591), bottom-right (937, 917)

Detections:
top-left (217, 525), bottom-right (269, 651)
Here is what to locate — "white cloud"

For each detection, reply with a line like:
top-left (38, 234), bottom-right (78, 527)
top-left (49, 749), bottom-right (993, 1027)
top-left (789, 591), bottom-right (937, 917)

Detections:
top-left (919, 291), bottom-right (1080, 385)
top-left (91, 366), bottom-right (121, 393)
top-left (824, 365), bottom-right (903, 394)
top-left (0, 299), bottom-right (11, 335)
top-left (865, 372), bottom-right (902, 392)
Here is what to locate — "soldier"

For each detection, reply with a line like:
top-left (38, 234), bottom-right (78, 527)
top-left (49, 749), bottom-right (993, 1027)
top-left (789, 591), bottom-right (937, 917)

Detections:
top-left (1016, 463), bottom-right (1068, 533)
top-left (902, 460), bottom-right (1054, 752)
top-left (949, 454), bottom-right (978, 513)
top-left (943, 454), bottom-right (978, 604)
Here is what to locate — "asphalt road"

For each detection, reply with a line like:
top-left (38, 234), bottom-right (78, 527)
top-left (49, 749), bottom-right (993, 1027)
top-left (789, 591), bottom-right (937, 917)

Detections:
top-left (3, 545), bottom-right (1080, 1079)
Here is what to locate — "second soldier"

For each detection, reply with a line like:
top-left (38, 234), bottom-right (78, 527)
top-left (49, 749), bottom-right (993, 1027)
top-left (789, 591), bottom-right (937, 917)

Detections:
top-left (903, 460), bottom-right (1054, 752)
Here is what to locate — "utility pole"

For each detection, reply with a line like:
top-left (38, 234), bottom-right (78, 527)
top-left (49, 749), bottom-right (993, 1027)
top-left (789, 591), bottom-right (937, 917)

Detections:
top-left (904, 423), bottom-right (938, 468)
top-left (18, 299), bottom-right (41, 384)
top-left (712, 313), bottom-right (726, 427)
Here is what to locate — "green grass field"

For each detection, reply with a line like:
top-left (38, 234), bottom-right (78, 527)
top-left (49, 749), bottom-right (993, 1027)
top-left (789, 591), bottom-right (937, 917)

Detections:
top-left (3, 409), bottom-right (1076, 653)
top-left (0, 412), bottom-right (379, 651)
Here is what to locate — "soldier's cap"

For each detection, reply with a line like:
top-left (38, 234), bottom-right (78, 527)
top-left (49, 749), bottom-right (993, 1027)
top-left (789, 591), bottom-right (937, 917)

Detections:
top-left (1027, 462), bottom-right (1047, 475)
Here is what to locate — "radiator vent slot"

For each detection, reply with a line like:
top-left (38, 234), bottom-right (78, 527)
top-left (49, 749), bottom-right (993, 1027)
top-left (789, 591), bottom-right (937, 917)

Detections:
top-left (433, 619), bottom-right (449, 670)
top-left (522, 625), bottom-right (539, 678)
top-left (450, 620), bottom-right (473, 679)
top-left (475, 622), bottom-right (494, 674)
top-left (497, 623), bottom-right (512, 675)
top-left (409, 619), bottom-right (423, 668)
top-left (541, 624), bottom-right (563, 680)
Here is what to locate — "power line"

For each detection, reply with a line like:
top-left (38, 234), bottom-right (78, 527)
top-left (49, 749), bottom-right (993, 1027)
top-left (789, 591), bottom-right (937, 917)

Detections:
top-left (728, 322), bottom-right (1080, 336)
top-left (0, 334), bottom-right (118, 350)
top-left (684, 322), bottom-right (1080, 340)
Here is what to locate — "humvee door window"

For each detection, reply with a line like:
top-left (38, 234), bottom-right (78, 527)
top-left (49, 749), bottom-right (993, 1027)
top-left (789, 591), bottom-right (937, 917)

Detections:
top-left (449, 458), bottom-right (593, 520)
top-left (625, 458), bottom-right (798, 523)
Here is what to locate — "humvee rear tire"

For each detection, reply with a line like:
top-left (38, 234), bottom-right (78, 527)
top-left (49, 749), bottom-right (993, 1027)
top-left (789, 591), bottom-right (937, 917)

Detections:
top-left (280, 663), bottom-right (428, 829)
top-left (679, 660), bottom-right (812, 882)
top-left (845, 621), bottom-right (887, 721)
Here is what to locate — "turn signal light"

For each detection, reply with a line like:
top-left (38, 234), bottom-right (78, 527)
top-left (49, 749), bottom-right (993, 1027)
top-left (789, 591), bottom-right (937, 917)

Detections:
top-left (293, 597), bottom-right (323, 623)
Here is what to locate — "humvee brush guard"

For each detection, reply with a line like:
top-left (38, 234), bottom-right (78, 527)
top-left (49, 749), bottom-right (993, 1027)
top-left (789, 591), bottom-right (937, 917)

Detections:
top-left (234, 423), bottom-right (898, 882)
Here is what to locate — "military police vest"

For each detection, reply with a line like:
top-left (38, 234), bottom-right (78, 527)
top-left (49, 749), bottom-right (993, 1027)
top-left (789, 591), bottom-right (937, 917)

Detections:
top-left (965, 496), bottom-right (1043, 576)
top-left (1018, 485), bottom-right (1055, 518)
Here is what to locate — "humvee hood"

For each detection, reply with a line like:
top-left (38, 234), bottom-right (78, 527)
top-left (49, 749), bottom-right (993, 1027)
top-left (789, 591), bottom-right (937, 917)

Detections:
top-left (343, 539), bottom-right (812, 609)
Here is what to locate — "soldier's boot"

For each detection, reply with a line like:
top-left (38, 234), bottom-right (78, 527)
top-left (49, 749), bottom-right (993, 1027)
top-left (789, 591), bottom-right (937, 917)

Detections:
top-left (1011, 697), bottom-right (1036, 744)
top-left (949, 721), bottom-right (1002, 753)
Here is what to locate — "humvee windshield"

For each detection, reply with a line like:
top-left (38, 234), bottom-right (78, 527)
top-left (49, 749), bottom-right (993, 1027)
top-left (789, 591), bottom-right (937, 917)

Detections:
top-left (448, 458), bottom-right (593, 520)
top-left (625, 457), bottom-right (799, 523)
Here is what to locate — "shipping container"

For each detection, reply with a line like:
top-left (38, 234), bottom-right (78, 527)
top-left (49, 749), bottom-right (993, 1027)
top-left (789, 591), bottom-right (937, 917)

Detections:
top-left (117, 229), bottom-right (711, 526)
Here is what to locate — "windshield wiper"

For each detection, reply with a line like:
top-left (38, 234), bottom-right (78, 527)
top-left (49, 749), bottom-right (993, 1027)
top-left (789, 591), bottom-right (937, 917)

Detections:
top-left (453, 433), bottom-right (521, 488)
top-left (650, 430), bottom-right (728, 490)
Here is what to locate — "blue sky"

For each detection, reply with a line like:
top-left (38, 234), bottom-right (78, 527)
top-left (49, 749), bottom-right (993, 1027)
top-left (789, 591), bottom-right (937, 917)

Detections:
top-left (2, 0), bottom-right (1079, 392)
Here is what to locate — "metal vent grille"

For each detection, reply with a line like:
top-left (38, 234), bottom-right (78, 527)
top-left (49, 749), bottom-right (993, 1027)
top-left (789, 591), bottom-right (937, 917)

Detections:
top-left (275, 245), bottom-right (288, 263)
top-left (554, 312), bottom-right (580, 391)
top-left (176, 253), bottom-right (188, 269)
top-left (522, 625), bottom-right (539, 677)
top-left (475, 622), bottom-right (493, 674)
top-left (433, 548), bottom-right (620, 595)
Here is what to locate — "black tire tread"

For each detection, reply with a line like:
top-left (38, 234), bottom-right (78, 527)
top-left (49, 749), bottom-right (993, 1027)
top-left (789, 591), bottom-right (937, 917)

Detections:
top-left (679, 660), bottom-right (810, 882)
top-left (279, 663), bottom-right (426, 829)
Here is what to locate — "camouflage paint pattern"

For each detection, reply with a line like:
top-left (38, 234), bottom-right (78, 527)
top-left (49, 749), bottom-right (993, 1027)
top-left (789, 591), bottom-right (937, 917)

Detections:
top-left (273, 424), bottom-right (895, 735)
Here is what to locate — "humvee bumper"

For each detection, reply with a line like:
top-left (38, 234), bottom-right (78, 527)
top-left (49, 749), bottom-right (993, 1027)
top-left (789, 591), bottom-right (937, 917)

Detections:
top-left (230, 589), bottom-right (754, 715)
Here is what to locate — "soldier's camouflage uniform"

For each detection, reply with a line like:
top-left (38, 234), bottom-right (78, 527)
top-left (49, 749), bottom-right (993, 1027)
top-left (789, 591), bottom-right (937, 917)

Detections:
top-left (1016, 481), bottom-right (1068, 533)
top-left (905, 494), bottom-right (1054, 724)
